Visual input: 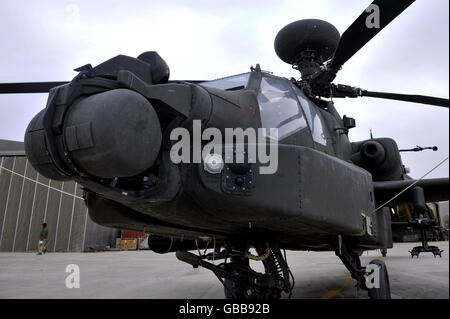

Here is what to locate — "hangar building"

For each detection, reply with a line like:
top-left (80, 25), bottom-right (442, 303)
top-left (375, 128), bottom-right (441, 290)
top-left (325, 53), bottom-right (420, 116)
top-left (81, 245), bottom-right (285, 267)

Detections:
top-left (0, 139), bottom-right (119, 252)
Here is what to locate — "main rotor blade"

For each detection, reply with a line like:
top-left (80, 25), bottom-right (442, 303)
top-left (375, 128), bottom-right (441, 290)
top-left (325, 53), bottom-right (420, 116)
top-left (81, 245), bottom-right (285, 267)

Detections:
top-left (0, 82), bottom-right (69, 94)
top-left (361, 90), bottom-right (449, 108)
top-left (329, 0), bottom-right (415, 71)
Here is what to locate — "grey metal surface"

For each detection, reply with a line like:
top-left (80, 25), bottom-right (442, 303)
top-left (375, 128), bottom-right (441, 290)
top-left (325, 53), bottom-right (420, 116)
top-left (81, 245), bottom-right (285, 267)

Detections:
top-left (83, 217), bottom-right (120, 251)
top-left (439, 201), bottom-right (449, 229)
top-left (0, 151), bottom-right (26, 156)
top-left (0, 157), bottom-right (26, 251)
top-left (0, 241), bottom-right (447, 299)
top-left (0, 139), bottom-right (25, 152)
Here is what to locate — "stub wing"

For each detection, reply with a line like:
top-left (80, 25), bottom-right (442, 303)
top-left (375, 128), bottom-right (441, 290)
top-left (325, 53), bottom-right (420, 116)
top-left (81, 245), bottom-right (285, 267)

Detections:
top-left (373, 178), bottom-right (449, 207)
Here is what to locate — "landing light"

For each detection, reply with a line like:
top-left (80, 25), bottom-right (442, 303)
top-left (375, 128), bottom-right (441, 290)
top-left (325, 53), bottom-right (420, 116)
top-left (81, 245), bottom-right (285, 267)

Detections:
top-left (204, 154), bottom-right (224, 174)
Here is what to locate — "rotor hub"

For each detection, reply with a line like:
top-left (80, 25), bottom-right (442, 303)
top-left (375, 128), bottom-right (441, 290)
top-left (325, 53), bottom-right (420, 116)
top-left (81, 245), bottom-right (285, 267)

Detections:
top-left (274, 19), bottom-right (340, 79)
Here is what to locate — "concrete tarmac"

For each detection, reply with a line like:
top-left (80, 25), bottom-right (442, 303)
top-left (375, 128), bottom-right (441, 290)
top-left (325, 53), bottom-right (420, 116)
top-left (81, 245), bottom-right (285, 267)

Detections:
top-left (0, 241), bottom-right (448, 299)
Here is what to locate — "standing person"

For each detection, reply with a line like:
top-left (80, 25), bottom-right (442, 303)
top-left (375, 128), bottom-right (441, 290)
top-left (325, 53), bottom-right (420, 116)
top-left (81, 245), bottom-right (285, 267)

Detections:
top-left (37, 222), bottom-right (48, 255)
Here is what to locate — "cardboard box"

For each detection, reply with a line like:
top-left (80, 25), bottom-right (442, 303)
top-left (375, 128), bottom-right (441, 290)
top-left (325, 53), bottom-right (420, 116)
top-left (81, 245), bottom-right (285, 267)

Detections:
top-left (116, 238), bottom-right (138, 250)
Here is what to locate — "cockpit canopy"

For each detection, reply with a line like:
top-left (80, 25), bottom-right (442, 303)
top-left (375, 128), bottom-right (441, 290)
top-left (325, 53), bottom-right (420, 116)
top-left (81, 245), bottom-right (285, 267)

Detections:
top-left (200, 72), bottom-right (327, 144)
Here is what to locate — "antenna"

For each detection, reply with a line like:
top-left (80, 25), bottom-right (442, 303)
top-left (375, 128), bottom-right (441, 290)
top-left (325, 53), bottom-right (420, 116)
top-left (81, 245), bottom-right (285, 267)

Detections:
top-left (399, 146), bottom-right (438, 152)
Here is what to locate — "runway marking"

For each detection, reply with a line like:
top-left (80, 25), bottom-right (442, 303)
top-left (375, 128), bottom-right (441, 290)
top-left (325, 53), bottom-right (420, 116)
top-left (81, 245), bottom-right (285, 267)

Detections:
top-left (320, 277), bottom-right (355, 299)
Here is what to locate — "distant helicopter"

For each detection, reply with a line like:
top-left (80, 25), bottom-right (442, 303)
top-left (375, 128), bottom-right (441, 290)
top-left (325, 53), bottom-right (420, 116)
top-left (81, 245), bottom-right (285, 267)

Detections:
top-left (0, 0), bottom-right (448, 299)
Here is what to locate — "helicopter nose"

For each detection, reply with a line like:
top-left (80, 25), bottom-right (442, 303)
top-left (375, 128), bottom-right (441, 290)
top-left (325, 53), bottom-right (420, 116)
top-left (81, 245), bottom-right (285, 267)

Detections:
top-left (25, 88), bottom-right (162, 179)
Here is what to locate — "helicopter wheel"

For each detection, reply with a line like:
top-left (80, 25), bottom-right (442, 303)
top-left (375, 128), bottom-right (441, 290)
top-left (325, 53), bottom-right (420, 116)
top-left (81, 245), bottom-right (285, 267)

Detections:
top-left (367, 259), bottom-right (391, 299)
top-left (336, 240), bottom-right (391, 299)
top-left (223, 278), bottom-right (282, 299)
top-left (175, 243), bottom-right (292, 299)
top-left (223, 244), bottom-right (291, 299)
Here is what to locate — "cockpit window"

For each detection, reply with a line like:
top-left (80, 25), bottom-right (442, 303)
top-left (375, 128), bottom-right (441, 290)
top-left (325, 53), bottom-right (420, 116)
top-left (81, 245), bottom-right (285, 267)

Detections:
top-left (200, 73), bottom-right (250, 91)
top-left (257, 76), bottom-right (308, 140)
top-left (291, 85), bottom-right (327, 146)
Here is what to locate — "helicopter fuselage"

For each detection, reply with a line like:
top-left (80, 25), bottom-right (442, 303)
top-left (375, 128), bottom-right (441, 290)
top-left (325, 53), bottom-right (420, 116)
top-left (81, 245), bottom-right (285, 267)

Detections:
top-left (45, 61), bottom-right (396, 252)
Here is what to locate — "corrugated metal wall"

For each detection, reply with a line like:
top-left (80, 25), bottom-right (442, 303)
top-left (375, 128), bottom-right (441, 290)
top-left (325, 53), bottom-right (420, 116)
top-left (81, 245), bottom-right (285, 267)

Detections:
top-left (84, 217), bottom-right (120, 250)
top-left (0, 156), bottom-right (88, 252)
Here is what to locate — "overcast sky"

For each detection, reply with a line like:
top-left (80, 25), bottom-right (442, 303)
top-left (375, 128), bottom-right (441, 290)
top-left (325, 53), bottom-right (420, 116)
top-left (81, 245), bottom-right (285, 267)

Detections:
top-left (0, 0), bottom-right (448, 179)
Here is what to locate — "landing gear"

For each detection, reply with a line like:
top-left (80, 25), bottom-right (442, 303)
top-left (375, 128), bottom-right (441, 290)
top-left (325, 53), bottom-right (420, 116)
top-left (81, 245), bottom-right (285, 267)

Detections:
top-left (367, 259), bottom-right (391, 299)
top-left (336, 241), bottom-right (391, 299)
top-left (410, 246), bottom-right (443, 258)
top-left (176, 242), bottom-right (293, 299)
top-left (177, 239), bottom-right (391, 299)
top-left (408, 217), bottom-right (444, 258)
top-left (408, 187), bottom-right (444, 258)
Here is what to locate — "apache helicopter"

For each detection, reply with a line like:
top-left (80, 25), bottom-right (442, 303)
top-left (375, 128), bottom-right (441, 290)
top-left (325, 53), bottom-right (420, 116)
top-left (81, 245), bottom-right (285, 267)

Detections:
top-left (0, 0), bottom-right (449, 299)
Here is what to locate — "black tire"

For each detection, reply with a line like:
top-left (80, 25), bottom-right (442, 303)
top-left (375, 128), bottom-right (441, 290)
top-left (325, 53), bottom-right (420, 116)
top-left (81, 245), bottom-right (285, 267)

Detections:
top-left (224, 279), bottom-right (246, 299)
top-left (223, 279), bottom-right (281, 299)
top-left (368, 259), bottom-right (391, 299)
top-left (223, 255), bottom-right (282, 300)
top-left (222, 245), bottom-right (286, 300)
